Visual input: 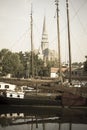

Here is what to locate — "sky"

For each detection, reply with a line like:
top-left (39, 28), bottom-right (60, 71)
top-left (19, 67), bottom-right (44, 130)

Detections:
top-left (0, 0), bottom-right (87, 63)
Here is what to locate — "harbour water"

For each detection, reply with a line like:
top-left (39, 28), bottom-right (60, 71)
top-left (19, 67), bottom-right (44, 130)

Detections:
top-left (0, 122), bottom-right (87, 130)
top-left (0, 105), bottom-right (87, 130)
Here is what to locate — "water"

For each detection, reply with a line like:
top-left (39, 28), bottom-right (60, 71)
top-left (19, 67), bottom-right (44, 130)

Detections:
top-left (1, 123), bottom-right (87, 130)
top-left (0, 105), bottom-right (87, 130)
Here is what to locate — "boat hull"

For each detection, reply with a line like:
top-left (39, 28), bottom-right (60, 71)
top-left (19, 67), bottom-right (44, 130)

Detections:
top-left (0, 94), bottom-right (87, 107)
top-left (0, 96), bottom-right (61, 106)
top-left (62, 92), bottom-right (87, 106)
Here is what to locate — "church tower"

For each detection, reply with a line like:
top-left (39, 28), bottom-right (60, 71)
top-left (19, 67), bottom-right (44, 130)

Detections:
top-left (41, 16), bottom-right (49, 52)
top-left (38, 16), bottom-right (58, 66)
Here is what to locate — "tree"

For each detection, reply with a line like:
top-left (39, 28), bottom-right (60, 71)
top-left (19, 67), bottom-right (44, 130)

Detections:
top-left (0, 49), bottom-right (10, 59)
top-left (15, 63), bottom-right (24, 78)
top-left (0, 49), bottom-right (60, 78)
top-left (25, 52), bottom-right (45, 77)
top-left (2, 52), bottom-right (23, 77)
top-left (84, 61), bottom-right (87, 72)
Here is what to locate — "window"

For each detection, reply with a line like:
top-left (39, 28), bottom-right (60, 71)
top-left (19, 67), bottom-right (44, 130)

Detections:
top-left (10, 94), bottom-right (12, 97)
top-left (5, 85), bottom-right (9, 89)
top-left (17, 95), bottom-right (20, 98)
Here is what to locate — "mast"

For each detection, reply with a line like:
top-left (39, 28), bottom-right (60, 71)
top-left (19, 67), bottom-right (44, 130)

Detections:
top-left (30, 4), bottom-right (34, 78)
top-left (55, 0), bottom-right (62, 82)
top-left (66, 0), bottom-right (72, 84)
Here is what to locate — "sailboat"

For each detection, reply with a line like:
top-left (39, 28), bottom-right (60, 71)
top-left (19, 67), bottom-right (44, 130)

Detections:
top-left (55, 0), bottom-right (87, 107)
top-left (0, 1), bottom-right (87, 107)
top-left (0, 4), bottom-right (62, 107)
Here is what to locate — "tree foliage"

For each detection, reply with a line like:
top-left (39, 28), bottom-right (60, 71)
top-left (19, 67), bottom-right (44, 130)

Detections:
top-left (84, 61), bottom-right (87, 72)
top-left (0, 49), bottom-right (45, 78)
top-left (0, 48), bottom-right (60, 78)
top-left (2, 51), bottom-right (23, 77)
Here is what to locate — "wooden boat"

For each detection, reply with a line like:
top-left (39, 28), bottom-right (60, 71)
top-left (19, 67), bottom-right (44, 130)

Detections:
top-left (0, 79), bottom-right (87, 106)
top-left (0, 80), bottom-right (87, 106)
top-left (0, 89), bottom-right (62, 106)
top-left (0, 1), bottom-right (87, 108)
top-left (0, 89), bottom-right (87, 107)
top-left (53, 0), bottom-right (87, 107)
top-left (0, 96), bottom-right (62, 106)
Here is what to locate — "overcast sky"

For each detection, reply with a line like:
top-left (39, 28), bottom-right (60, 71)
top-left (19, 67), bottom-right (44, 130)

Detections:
top-left (0, 0), bottom-right (87, 63)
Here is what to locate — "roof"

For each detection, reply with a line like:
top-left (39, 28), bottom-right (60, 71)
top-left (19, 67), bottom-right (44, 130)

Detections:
top-left (51, 67), bottom-right (68, 73)
top-left (51, 68), bottom-right (58, 73)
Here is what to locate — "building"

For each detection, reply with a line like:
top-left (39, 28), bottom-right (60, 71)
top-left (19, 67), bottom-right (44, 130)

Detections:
top-left (50, 67), bottom-right (68, 78)
top-left (50, 67), bottom-right (58, 78)
top-left (38, 16), bottom-right (58, 65)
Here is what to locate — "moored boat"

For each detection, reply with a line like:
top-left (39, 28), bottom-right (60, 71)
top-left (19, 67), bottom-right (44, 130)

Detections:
top-left (0, 92), bottom-right (62, 106)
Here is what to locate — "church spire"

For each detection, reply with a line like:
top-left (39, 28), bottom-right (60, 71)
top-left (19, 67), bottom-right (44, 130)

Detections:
top-left (41, 16), bottom-right (49, 52)
top-left (43, 16), bottom-right (47, 34)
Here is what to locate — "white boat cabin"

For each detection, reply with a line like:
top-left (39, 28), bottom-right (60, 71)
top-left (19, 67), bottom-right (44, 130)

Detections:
top-left (6, 91), bottom-right (24, 99)
top-left (0, 82), bottom-right (24, 99)
top-left (0, 82), bottom-right (16, 91)
top-left (21, 86), bottom-right (34, 92)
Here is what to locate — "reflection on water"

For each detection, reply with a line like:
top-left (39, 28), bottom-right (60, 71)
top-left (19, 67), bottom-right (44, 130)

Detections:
top-left (0, 105), bottom-right (87, 130)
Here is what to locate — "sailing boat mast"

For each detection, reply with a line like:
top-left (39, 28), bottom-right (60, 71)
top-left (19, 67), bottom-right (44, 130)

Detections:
top-left (66, 0), bottom-right (72, 84)
top-left (30, 4), bottom-right (34, 78)
top-left (55, 0), bottom-right (62, 82)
